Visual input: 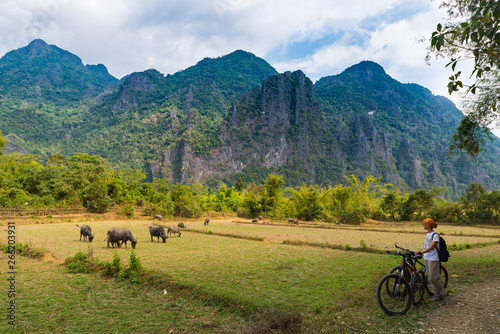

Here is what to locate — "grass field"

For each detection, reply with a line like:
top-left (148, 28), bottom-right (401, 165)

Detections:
top-left (1, 216), bottom-right (499, 333)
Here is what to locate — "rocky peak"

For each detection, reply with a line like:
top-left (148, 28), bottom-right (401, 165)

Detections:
top-left (86, 63), bottom-right (111, 76)
top-left (25, 39), bottom-right (52, 57)
top-left (115, 69), bottom-right (164, 110)
top-left (343, 60), bottom-right (387, 78)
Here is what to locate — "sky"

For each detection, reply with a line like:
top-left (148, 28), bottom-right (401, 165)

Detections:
top-left (1, 0), bottom-right (497, 135)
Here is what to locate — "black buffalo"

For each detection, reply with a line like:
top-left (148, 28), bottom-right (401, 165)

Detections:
top-left (76, 224), bottom-right (94, 242)
top-left (149, 225), bottom-right (168, 243)
top-left (107, 228), bottom-right (137, 249)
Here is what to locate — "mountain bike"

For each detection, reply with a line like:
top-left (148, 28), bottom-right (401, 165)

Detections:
top-left (388, 244), bottom-right (449, 297)
top-left (376, 247), bottom-right (425, 315)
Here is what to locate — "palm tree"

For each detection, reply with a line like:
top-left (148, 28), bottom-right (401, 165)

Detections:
top-left (286, 185), bottom-right (331, 221)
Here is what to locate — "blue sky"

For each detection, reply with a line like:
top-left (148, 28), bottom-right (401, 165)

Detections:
top-left (2, 0), bottom-right (495, 135)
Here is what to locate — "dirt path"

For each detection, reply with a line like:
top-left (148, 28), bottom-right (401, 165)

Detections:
top-left (417, 278), bottom-right (500, 333)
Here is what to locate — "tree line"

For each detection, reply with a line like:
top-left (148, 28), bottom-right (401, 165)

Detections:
top-left (0, 132), bottom-right (498, 224)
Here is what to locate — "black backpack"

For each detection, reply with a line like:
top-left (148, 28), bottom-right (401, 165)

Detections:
top-left (432, 232), bottom-right (450, 262)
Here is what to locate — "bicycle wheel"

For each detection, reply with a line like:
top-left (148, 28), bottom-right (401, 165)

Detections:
top-left (412, 270), bottom-right (425, 306)
top-left (389, 265), bottom-right (411, 283)
top-left (376, 274), bottom-right (412, 316)
top-left (425, 265), bottom-right (449, 296)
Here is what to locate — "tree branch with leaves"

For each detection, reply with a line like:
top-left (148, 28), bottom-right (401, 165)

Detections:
top-left (429, 0), bottom-right (499, 157)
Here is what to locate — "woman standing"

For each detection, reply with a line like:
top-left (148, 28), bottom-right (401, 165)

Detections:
top-left (418, 218), bottom-right (448, 302)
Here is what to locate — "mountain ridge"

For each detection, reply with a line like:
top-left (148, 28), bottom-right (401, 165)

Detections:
top-left (0, 39), bottom-right (499, 198)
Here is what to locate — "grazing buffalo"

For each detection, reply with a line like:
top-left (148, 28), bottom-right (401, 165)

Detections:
top-left (258, 216), bottom-right (263, 220)
top-left (204, 218), bottom-right (210, 226)
top-left (167, 225), bottom-right (182, 237)
top-left (252, 218), bottom-right (258, 222)
top-left (107, 228), bottom-right (137, 249)
top-left (178, 222), bottom-right (186, 228)
top-left (149, 225), bottom-right (168, 243)
top-left (76, 224), bottom-right (94, 242)
top-left (106, 238), bottom-right (121, 248)
top-left (153, 214), bottom-right (162, 221)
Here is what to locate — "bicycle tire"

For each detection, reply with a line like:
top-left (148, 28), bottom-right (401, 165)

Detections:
top-left (412, 270), bottom-right (425, 306)
top-left (425, 265), bottom-right (449, 296)
top-left (376, 273), bottom-right (412, 316)
top-left (388, 265), bottom-right (411, 283)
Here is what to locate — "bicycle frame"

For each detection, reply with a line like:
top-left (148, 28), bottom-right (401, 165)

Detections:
top-left (377, 244), bottom-right (427, 315)
top-left (393, 244), bottom-right (420, 286)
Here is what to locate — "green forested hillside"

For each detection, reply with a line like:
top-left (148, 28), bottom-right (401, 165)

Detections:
top-left (0, 39), bottom-right (117, 103)
top-left (314, 61), bottom-right (500, 196)
top-left (0, 40), bottom-right (499, 200)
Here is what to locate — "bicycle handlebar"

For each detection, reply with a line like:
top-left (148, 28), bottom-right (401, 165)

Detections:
top-left (395, 244), bottom-right (412, 253)
top-left (387, 245), bottom-right (422, 260)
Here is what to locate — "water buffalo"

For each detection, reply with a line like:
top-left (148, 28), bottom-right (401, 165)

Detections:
top-left (204, 218), bottom-right (210, 225)
top-left (76, 224), bottom-right (94, 242)
top-left (153, 214), bottom-right (162, 221)
top-left (252, 218), bottom-right (258, 222)
top-left (149, 225), bottom-right (168, 243)
top-left (107, 228), bottom-right (137, 249)
top-left (106, 238), bottom-right (121, 248)
top-left (178, 222), bottom-right (186, 228)
top-left (167, 225), bottom-right (182, 237)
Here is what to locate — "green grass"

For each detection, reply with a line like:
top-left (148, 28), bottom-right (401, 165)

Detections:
top-left (1, 219), bottom-right (499, 333)
top-left (0, 254), bottom-right (243, 333)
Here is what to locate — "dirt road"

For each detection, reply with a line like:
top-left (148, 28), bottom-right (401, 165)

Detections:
top-left (418, 278), bottom-right (500, 333)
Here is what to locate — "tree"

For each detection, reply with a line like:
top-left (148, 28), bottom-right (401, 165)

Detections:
top-left (380, 191), bottom-right (403, 220)
top-left (235, 178), bottom-right (245, 192)
top-left (286, 185), bottom-right (331, 221)
top-left (171, 184), bottom-right (202, 218)
top-left (398, 189), bottom-right (434, 221)
top-left (330, 184), bottom-right (352, 215)
top-left (263, 174), bottom-right (284, 216)
top-left (458, 182), bottom-right (497, 222)
top-left (429, 0), bottom-right (499, 157)
top-left (68, 153), bottom-right (114, 213)
top-left (344, 175), bottom-right (392, 209)
top-left (242, 183), bottom-right (264, 217)
top-left (0, 131), bottom-right (7, 155)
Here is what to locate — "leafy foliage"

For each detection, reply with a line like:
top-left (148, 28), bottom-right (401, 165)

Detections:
top-left (429, 0), bottom-right (500, 157)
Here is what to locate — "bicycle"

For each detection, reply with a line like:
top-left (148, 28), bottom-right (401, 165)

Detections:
top-left (388, 244), bottom-right (449, 297)
top-left (376, 246), bottom-right (425, 315)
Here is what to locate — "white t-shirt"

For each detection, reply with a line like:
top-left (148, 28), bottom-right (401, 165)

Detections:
top-left (424, 232), bottom-right (440, 261)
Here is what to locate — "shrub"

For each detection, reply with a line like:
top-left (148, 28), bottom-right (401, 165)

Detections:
top-left (340, 208), bottom-right (368, 225)
top-left (15, 242), bottom-right (43, 258)
top-left (117, 270), bottom-right (126, 282)
top-left (112, 251), bottom-right (121, 272)
top-left (65, 249), bottom-right (94, 273)
top-left (360, 239), bottom-right (367, 248)
top-left (119, 204), bottom-right (135, 218)
top-left (129, 271), bottom-right (139, 284)
top-left (129, 250), bottom-right (142, 272)
top-left (74, 250), bottom-right (87, 262)
top-left (67, 262), bottom-right (92, 273)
